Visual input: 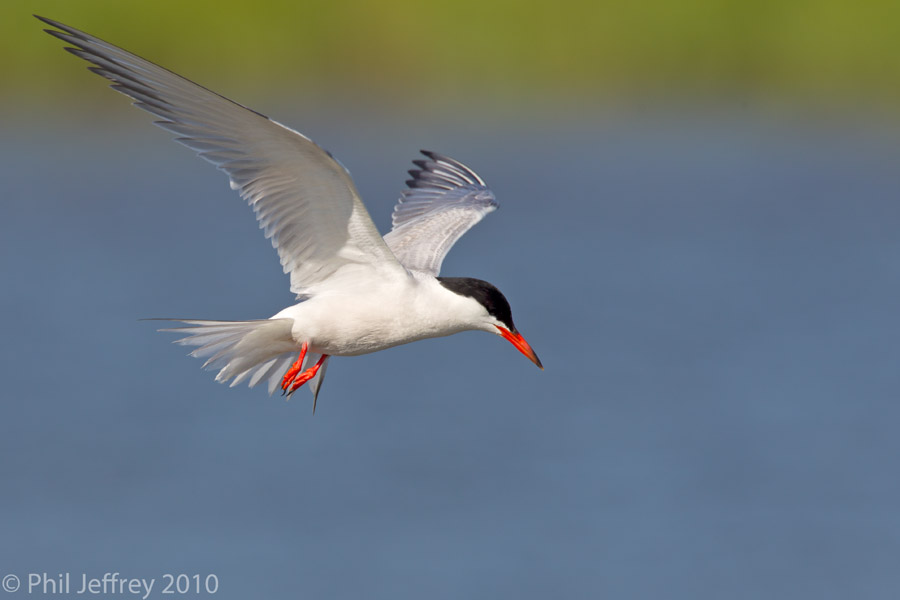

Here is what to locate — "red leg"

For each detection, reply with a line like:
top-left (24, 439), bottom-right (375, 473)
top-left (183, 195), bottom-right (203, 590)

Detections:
top-left (280, 341), bottom-right (308, 394)
top-left (288, 353), bottom-right (328, 394)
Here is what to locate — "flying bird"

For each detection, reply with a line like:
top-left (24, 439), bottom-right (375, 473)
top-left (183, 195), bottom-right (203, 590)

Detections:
top-left (38, 16), bottom-right (543, 411)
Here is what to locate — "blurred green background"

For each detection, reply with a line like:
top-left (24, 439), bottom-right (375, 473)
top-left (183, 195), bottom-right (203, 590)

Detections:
top-left (6, 0), bottom-right (900, 111)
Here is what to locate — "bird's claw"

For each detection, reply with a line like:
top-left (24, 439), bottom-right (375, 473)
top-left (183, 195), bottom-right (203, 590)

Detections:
top-left (280, 342), bottom-right (308, 394)
top-left (279, 342), bottom-right (328, 398)
top-left (287, 365), bottom-right (320, 394)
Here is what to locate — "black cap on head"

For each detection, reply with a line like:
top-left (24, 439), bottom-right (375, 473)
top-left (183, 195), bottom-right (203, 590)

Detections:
top-left (438, 277), bottom-right (516, 331)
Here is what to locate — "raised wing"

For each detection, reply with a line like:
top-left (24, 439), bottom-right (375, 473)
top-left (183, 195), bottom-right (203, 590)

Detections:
top-left (38, 16), bottom-right (404, 297)
top-left (383, 151), bottom-right (498, 276)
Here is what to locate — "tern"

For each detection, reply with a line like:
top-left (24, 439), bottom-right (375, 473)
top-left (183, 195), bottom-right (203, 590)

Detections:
top-left (39, 16), bottom-right (543, 411)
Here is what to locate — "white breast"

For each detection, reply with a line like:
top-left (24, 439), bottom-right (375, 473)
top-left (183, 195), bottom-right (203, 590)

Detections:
top-left (271, 276), bottom-right (484, 356)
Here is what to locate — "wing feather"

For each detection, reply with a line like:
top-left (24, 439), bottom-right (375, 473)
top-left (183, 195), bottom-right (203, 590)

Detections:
top-left (38, 16), bottom-right (404, 297)
top-left (383, 151), bottom-right (498, 276)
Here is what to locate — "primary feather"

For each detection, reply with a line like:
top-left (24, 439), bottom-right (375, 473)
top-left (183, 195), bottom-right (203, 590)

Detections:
top-left (36, 15), bottom-right (403, 299)
top-left (384, 151), bottom-right (498, 276)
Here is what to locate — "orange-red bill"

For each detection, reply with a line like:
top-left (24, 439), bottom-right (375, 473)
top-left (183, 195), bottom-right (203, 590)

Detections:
top-left (496, 326), bottom-right (543, 370)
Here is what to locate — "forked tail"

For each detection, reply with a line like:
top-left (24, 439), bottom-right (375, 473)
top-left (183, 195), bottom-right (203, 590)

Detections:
top-left (157, 319), bottom-right (329, 401)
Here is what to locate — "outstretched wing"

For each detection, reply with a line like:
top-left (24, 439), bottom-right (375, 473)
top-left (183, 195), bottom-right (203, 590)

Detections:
top-left (38, 16), bottom-right (405, 297)
top-left (383, 151), bottom-right (498, 276)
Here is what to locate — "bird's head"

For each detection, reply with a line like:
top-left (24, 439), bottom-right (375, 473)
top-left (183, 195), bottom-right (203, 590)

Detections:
top-left (437, 277), bottom-right (543, 369)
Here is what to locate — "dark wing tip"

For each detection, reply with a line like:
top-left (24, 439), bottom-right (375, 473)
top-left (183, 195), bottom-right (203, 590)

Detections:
top-left (419, 149), bottom-right (458, 166)
top-left (35, 15), bottom-right (80, 37)
top-left (405, 169), bottom-right (423, 188)
top-left (406, 149), bottom-right (488, 189)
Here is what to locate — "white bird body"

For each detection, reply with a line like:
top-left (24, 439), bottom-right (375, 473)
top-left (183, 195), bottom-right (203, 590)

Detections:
top-left (272, 275), bottom-right (489, 357)
top-left (40, 15), bottom-right (542, 410)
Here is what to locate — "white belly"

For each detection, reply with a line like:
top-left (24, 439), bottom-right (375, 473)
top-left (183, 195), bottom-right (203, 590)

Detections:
top-left (270, 278), bottom-right (480, 356)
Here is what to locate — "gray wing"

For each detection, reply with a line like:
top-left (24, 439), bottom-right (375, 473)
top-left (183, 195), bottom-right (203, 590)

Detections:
top-left (383, 151), bottom-right (498, 276)
top-left (39, 16), bottom-right (404, 297)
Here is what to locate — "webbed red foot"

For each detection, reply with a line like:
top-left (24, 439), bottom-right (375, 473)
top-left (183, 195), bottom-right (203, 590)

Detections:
top-left (281, 341), bottom-right (308, 395)
top-left (287, 354), bottom-right (328, 395)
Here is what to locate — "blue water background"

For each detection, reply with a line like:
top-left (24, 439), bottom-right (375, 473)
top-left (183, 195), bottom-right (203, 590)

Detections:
top-left (2, 104), bottom-right (899, 598)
